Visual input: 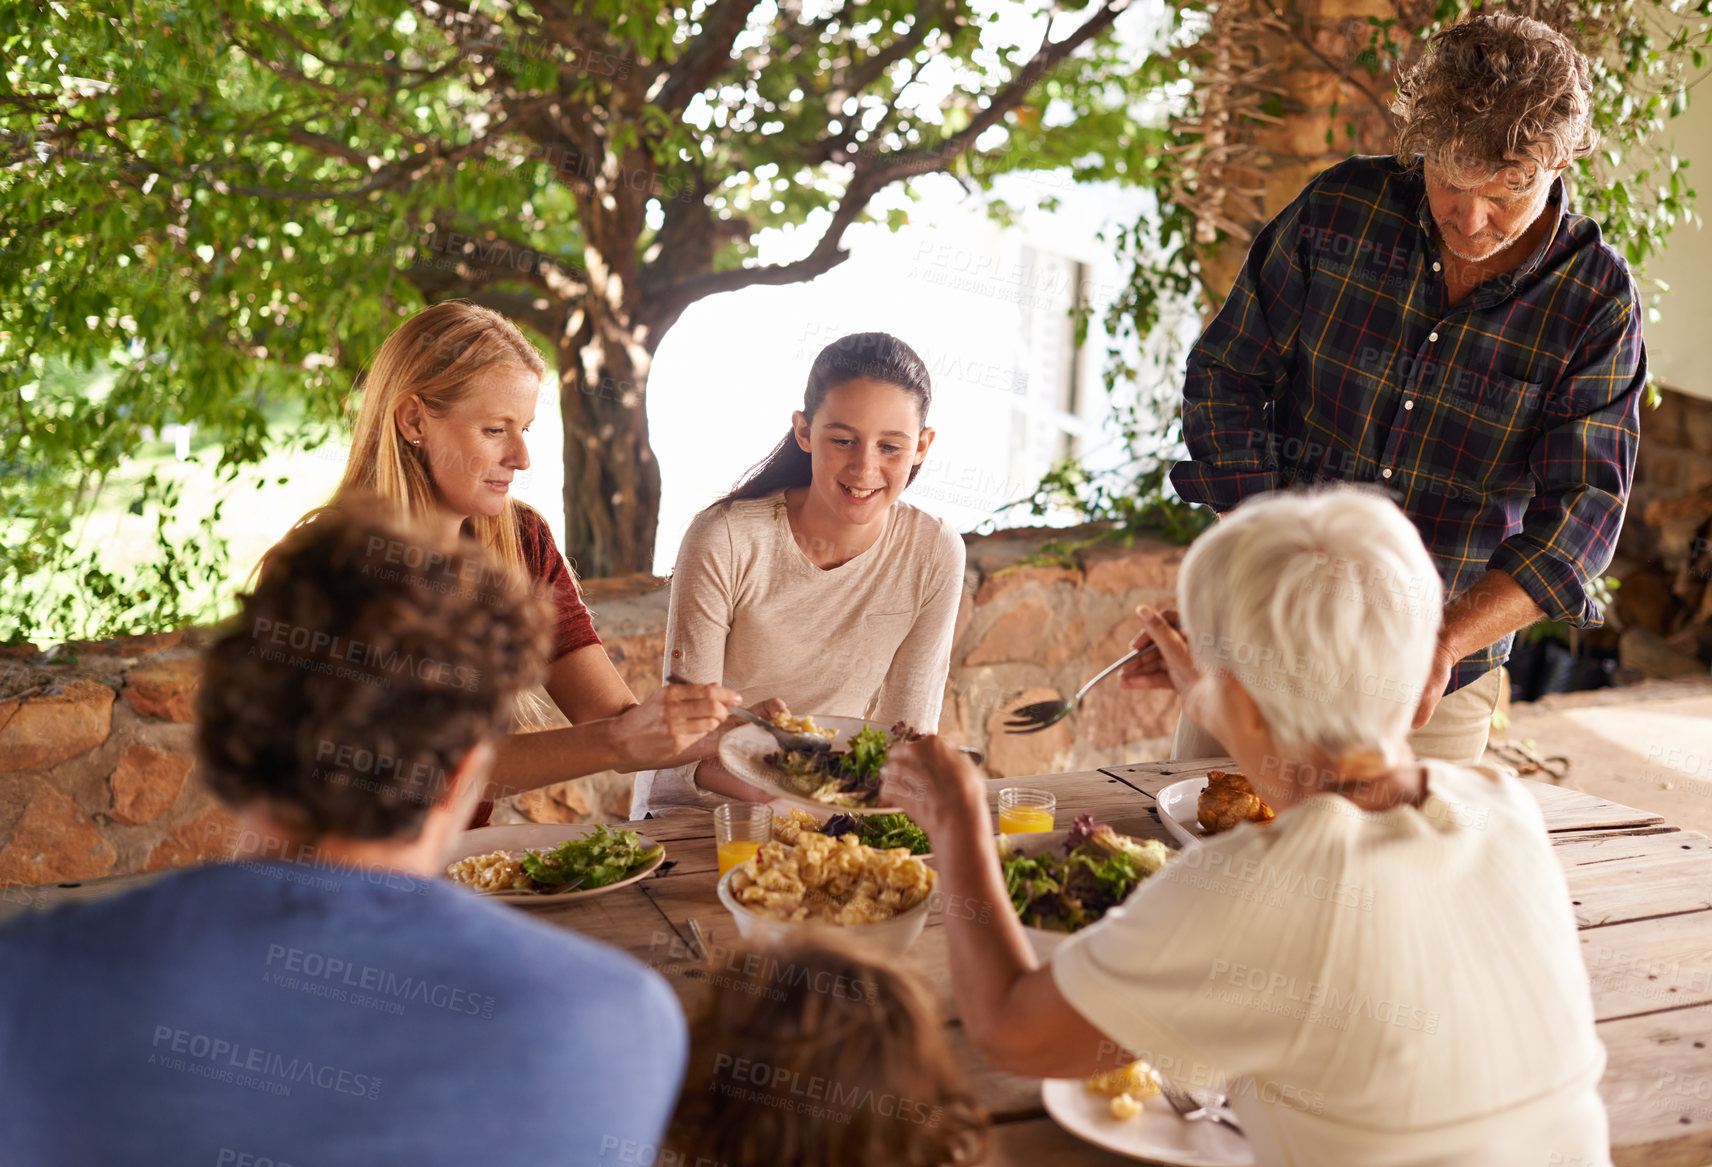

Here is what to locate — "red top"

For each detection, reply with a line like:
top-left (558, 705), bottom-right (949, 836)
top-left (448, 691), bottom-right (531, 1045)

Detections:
top-left (514, 504), bottom-right (601, 661)
top-left (468, 506), bottom-right (602, 831)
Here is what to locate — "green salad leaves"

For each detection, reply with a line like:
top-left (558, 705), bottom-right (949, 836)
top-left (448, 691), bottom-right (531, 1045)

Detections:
top-left (769, 721), bottom-right (917, 808)
top-left (822, 811), bottom-right (932, 854)
top-left (518, 826), bottom-right (662, 892)
top-left (1000, 815), bottom-right (1171, 933)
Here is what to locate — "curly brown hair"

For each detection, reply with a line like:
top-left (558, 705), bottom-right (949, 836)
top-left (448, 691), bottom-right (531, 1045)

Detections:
top-left (664, 940), bottom-right (988, 1167)
top-left (198, 503), bottom-right (549, 840)
top-left (1393, 13), bottom-right (1596, 187)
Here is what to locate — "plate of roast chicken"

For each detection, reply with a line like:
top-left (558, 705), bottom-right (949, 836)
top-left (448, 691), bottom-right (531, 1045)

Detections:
top-left (1154, 770), bottom-right (1275, 847)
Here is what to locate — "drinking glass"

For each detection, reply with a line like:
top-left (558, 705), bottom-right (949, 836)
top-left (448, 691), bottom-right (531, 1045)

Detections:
top-left (997, 787), bottom-right (1057, 834)
top-left (714, 803), bottom-right (773, 876)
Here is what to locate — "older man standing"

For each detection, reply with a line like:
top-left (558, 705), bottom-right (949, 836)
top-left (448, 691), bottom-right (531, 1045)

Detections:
top-left (1167, 13), bottom-right (1645, 764)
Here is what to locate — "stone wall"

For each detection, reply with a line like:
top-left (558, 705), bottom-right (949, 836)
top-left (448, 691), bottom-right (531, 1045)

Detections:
top-left (0, 526), bottom-right (1185, 884)
top-left (1612, 386), bottom-right (1712, 675)
top-left (0, 631), bottom-right (239, 888)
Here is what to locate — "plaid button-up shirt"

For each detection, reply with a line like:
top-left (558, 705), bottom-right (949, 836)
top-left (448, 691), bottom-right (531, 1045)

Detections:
top-left (1171, 155), bottom-right (1646, 694)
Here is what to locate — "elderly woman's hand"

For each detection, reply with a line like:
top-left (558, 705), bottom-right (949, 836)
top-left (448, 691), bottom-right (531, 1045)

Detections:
top-left (879, 736), bottom-right (988, 840)
top-left (1120, 606), bottom-right (1201, 696)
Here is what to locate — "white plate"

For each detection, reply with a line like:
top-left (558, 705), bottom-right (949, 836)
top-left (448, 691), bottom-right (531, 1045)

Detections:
top-left (1042, 1078), bottom-right (1253, 1166)
top-left (718, 714), bottom-right (905, 815)
top-left (1156, 777), bottom-right (1211, 848)
top-left (443, 824), bottom-right (665, 905)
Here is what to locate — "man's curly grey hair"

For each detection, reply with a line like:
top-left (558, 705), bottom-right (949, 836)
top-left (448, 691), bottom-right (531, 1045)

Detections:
top-left (1393, 13), bottom-right (1597, 190)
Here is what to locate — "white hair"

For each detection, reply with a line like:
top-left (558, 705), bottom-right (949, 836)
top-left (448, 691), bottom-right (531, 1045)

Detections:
top-left (1178, 488), bottom-right (1444, 758)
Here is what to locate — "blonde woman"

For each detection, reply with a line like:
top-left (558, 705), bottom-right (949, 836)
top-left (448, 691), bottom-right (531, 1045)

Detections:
top-left (281, 300), bottom-right (736, 809)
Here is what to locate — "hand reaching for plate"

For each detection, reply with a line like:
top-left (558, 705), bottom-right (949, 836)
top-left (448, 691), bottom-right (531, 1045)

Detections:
top-left (611, 680), bottom-right (740, 771)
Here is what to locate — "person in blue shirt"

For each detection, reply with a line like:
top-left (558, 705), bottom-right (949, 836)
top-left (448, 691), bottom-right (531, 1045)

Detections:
top-left (0, 504), bottom-right (687, 1167)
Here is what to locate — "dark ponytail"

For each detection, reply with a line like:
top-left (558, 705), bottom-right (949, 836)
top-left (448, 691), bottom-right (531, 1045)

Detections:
top-left (719, 332), bottom-right (933, 505)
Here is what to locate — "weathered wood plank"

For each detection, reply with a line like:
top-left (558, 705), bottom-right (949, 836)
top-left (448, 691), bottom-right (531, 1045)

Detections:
top-left (1582, 910), bottom-right (1712, 1021)
top-left (1598, 1002), bottom-right (1712, 1167)
top-left (1526, 782), bottom-right (1668, 833)
top-left (1100, 759), bottom-right (1236, 799)
top-left (1099, 761), bottom-right (1669, 833)
top-left (1557, 831), bottom-right (1712, 928)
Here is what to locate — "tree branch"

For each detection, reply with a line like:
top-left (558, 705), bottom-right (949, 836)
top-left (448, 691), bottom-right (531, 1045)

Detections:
top-left (653, 0), bottom-right (767, 111)
top-left (442, 289), bottom-right (568, 344)
top-left (858, 0), bottom-right (1131, 190)
top-left (406, 220), bottom-right (590, 301)
top-left (648, 0), bottom-right (1129, 321)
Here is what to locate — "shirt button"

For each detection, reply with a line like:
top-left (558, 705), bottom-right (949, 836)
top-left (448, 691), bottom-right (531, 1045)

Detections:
top-left (1404, 400), bottom-right (1415, 411)
top-left (1382, 468), bottom-right (1393, 479)
top-left (1428, 331), bottom-right (1439, 342)
top-left (1432, 262), bottom-right (1441, 273)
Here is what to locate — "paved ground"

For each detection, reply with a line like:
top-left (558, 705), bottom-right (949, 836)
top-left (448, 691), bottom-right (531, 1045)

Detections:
top-left (1488, 677), bottom-right (1712, 837)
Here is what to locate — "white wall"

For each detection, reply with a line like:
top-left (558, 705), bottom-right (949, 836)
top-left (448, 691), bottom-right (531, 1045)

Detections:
top-left (1634, 71), bottom-right (1712, 399)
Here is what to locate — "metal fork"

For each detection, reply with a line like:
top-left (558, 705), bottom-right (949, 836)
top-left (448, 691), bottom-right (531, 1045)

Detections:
top-left (1003, 644), bottom-right (1157, 734)
top-left (1158, 1079), bottom-right (1244, 1137)
top-left (666, 673), bottom-right (832, 754)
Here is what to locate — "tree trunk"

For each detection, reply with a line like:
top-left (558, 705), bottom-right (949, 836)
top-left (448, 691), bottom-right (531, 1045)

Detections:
top-left (556, 319), bottom-right (661, 578)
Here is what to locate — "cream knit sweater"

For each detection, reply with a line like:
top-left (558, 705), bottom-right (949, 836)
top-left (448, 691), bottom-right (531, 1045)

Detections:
top-left (1053, 761), bottom-right (1611, 1167)
top-left (630, 491), bottom-right (966, 817)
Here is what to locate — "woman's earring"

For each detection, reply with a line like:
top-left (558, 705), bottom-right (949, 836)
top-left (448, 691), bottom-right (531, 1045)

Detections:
top-left (410, 438), bottom-right (422, 446)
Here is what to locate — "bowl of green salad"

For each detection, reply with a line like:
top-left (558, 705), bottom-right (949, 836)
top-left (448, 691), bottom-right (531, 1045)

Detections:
top-left (998, 816), bottom-right (1173, 960)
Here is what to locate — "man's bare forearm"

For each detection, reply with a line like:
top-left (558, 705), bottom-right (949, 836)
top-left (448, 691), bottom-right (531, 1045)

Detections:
top-left (1441, 569), bottom-right (1546, 661)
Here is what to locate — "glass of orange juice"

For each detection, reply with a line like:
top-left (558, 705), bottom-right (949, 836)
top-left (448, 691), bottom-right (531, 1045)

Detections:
top-left (998, 787), bottom-right (1057, 834)
top-left (714, 804), bottom-right (772, 877)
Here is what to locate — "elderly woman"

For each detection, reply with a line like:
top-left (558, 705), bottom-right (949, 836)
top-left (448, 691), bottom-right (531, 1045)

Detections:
top-left (881, 489), bottom-right (1609, 1166)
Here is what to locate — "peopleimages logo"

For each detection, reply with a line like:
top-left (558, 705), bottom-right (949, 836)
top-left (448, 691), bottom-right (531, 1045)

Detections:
top-left (149, 1025), bottom-right (382, 1100)
top-left (263, 944), bottom-right (497, 1019)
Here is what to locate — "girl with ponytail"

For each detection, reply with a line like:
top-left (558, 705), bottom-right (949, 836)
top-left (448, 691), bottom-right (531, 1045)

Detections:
top-left (632, 332), bottom-right (966, 816)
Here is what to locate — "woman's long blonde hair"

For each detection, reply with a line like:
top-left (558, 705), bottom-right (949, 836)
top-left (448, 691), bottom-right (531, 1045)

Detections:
top-left (323, 299), bottom-right (548, 576)
top-left (283, 301), bottom-right (564, 733)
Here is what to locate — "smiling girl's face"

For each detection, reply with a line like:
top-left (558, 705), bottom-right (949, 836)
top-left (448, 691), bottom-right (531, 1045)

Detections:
top-left (396, 365), bottom-right (538, 521)
top-left (792, 376), bottom-right (934, 526)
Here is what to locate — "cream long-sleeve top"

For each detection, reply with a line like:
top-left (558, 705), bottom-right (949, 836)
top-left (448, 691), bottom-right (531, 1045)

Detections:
top-left (629, 491), bottom-right (967, 818)
top-left (1052, 761), bottom-right (1612, 1167)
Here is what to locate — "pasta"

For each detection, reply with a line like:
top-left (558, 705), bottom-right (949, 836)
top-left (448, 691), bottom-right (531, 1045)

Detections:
top-left (729, 832), bottom-right (935, 925)
top-left (445, 850), bottom-right (532, 892)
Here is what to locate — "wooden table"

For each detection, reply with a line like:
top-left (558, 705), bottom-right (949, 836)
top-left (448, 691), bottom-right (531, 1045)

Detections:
top-left (9, 762), bottom-right (1711, 1165)
top-left (545, 761), bottom-right (1712, 1167)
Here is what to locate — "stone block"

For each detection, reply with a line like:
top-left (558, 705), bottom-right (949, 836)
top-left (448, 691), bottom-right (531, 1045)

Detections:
top-left (122, 656), bottom-right (202, 723)
top-left (1636, 443), bottom-right (1683, 492)
top-left (1682, 396), bottom-right (1712, 457)
top-left (974, 565), bottom-right (1082, 606)
top-left (965, 598), bottom-right (1051, 667)
top-left (0, 785), bottom-right (117, 885)
top-left (603, 631), bottom-right (666, 697)
top-left (1079, 683), bottom-right (1179, 750)
top-left (1083, 543), bottom-right (1182, 596)
top-left (0, 679), bottom-right (115, 771)
top-left (110, 745), bottom-right (194, 824)
top-left (936, 686), bottom-right (969, 747)
top-left (1045, 619), bottom-right (1086, 667)
top-left (579, 574), bottom-right (668, 603)
top-left (144, 804), bottom-right (241, 872)
top-left (498, 771), bottom-right (635, 825)
top-left (983, 687), bottom-right (1073, 779)
top-left (1645, 390), bottom-right (1687, 443)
